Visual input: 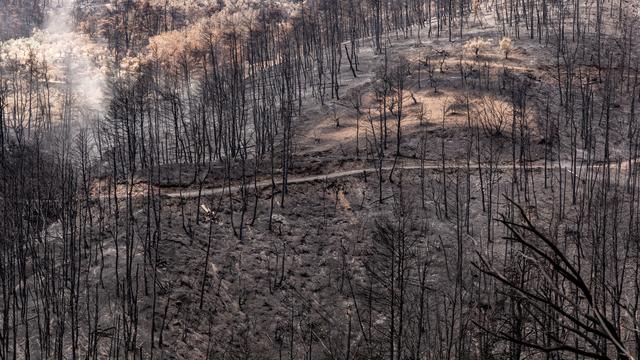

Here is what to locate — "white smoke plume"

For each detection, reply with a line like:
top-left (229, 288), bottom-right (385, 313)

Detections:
top-left (43, 0), bottom-right (107, 113)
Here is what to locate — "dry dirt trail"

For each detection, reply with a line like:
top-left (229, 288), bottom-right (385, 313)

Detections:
top-left (161, 157), bottom-right (634, 199)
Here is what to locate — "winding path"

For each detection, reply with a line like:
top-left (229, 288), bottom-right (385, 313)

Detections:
top-left (161, 158), bottom-right (632, 199)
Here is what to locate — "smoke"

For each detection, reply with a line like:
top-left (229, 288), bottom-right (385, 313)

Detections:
top-left (42, 0), bottom-right (107, 113)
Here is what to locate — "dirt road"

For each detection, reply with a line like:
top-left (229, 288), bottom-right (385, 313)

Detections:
top-left (162, 158), bottom-right (629, 199)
